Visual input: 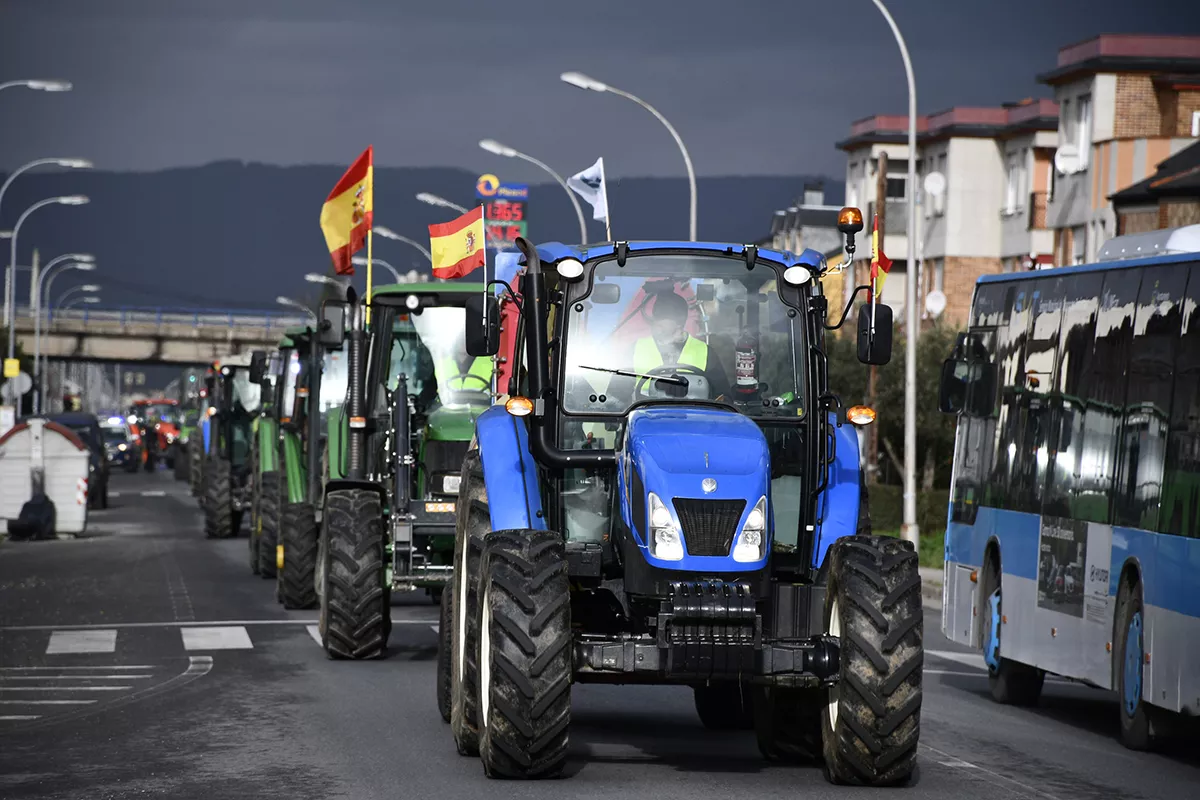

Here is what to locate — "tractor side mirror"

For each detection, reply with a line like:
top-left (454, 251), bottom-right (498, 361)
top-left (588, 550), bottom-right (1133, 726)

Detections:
top-left (465, 293), bottom-right (500, 357)
top-left (591, 283), bottom-right (621, 304)
top-left (319, 301), bottom-right (347, 350)
top-left (249, 351), bottom-right (268, 384)
top-left (856, 304), bottom-right (893, 365)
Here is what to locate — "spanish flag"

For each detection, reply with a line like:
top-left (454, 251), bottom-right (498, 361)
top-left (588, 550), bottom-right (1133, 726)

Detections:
top-left (429, 206), bottom-right (486, 280)
top-left (319, 146), bottom-right (374, 275)
top-left (869, 213), bottom-right (893, 302)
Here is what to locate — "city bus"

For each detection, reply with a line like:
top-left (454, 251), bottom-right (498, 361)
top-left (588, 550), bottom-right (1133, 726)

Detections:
top-left (937, 224), bottom-right (1200, 751)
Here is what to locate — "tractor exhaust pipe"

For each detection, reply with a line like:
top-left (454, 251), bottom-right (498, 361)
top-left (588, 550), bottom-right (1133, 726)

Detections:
top-left (346, 297), bottom-right (367, 480)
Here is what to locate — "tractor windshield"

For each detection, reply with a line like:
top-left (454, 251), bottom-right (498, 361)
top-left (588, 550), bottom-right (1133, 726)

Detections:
top-left (231, 370), bottom-right (262, 412)
top-left (560, 253), bottom-right (807, 420)
top-left (319, 349), bottom-right (349, 417)
top-left (385, 307), bottom-right (490, 410)
top-left (280, 350), bottom-right (300, 418)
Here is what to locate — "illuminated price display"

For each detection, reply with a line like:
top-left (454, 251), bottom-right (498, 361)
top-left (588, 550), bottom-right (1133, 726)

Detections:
top-left (485, 200), bottom-right (525, 222)
top-left (476, 175), bottom-right (529, 253)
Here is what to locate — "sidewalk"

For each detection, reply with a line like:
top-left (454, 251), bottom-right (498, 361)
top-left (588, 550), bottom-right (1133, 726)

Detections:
top-left (919, 565), bottom-right (942, 610)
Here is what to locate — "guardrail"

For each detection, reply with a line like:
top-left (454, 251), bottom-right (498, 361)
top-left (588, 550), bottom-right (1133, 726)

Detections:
top-left (13, 305), bottom-right (310, 332)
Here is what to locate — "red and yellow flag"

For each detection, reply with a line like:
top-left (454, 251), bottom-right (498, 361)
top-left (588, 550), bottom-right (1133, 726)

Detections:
top-left (869, 213), bottom-right (893, 302)
top-left (319, 146), bottom-right (374, 275)
top-left (429, 206), bottom-right (486, 280)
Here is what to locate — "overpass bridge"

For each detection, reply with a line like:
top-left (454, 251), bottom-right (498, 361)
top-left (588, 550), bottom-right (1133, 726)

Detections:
top-left (11, 305), bottom-right (311, 364)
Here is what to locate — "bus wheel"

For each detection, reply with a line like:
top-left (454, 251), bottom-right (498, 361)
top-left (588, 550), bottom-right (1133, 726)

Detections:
top-left (1115, 579), bottom-right (1164, 750)
top-left (983, 558), bottom-right (1043, 706)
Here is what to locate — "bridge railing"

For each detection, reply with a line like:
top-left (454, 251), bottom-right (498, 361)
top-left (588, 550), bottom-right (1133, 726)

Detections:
top-left (14, 305), bottom-right (310, 332)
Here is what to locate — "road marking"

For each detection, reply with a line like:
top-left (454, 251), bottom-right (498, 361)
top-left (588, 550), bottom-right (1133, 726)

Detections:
top-left (46, 630), bottom-right (117, 654)
top-left (0, 686), bottom-right (133, 692)
top-left (181, 626), bottom-right (253, 651)
top-left (430, 624), bottom-right (440, 633)
top-left (0, 675), bottom-right (154, 681)
top-left (0, 665), bottom-right (155, 671)
top-left (141, 490), bottom-right (167, 497)
top-left (109, 492), bottom-right (122, 498)
top-left (925, 649), bottom-right (982, 669)
top-left (0, 699), bottom-right (97, 705)
top-left (307, 625), bottom-right (322, 647)
top-left (0, 715), bottom-right (41, 720)
top-left (921, 743), bottom-right (1059, 799)
top-left (2, 618), bottom-right (433, 632)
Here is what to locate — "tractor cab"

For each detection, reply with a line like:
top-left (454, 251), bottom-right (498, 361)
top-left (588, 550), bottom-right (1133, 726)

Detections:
top-left (200, 351), bottom-right (262, 538)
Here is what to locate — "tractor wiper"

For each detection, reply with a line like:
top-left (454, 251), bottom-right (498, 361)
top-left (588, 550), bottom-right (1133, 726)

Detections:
top-left (578, 365), bottom-right (687, 387)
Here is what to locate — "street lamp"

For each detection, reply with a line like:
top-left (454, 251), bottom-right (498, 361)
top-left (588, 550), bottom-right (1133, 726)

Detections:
top-left (560, 71), bottom-right (696, 241)
top-left (276, 296), bottom-right (317, 324)
top-left (55, 284), bottom-right (101, 310)
top-left (35, 256), bottom-right (97, 413)
top-left (349, 257), bottom-right (401, 282)
top-left (60, 295), bottom-right (100, 312)
top-left (6, 195), bottom-right (89, 363)
top-left (0, 79), bottom-right (72, 93)
top-left (870, 0), bottom-right (920, 547)
top-left (416, 192), bottom-right (468, 214)
top-left (374, 225), bottom-right (432, 261)
top-left (479, 139), bottom-right (588, 244)
top-left (304, 272), bottom-right (350, 289)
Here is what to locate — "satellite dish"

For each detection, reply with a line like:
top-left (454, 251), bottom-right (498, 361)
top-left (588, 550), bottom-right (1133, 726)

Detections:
top-left (923, 171), bottom-right (947, 198)
top-left (925, 290), bottom-right (947, 318)
top-left (1054, 145), bottom-right (1080, 176)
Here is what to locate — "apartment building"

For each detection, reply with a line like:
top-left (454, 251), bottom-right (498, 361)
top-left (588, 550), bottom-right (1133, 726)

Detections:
top-left (1037, 35), bottom-right (1200, 264)
top-left (760, 182), bottom-right (850, 310)
top-left (1111, 139), bottom-right (1200, 231)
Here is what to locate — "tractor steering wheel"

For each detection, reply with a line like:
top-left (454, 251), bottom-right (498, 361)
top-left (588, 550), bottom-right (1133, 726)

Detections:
top-left (447, 372), bottom-right (491, 392)
top-left (634, 364), bottom-right (710, 402)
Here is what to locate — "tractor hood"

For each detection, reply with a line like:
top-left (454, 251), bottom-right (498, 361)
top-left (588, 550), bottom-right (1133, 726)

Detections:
top-left (623, 405), bottom-right (771, 569)
top-left (426, 402), bottom-right (487, 442)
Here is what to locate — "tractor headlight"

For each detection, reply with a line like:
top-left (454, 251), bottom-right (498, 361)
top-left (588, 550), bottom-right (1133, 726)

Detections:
top-left (648, 492), bottom-right (683, 561)
top-left (733, 496), bottom-right (767, 562)
top-left (442, 474), bottom-right (461, 495)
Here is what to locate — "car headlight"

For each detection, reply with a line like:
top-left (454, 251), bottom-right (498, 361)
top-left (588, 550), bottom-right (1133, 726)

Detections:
top-left (118, 443), bottom-right (127, 451)
top-left (733, 496), bottom-right (767, 563)
top-left (441, 474), bottom-right (461, 495)
top-left (648, 492), bottom-right (683, 561)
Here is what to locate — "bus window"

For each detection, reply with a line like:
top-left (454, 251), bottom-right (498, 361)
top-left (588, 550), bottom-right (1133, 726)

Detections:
top-left (1010, 277), bottom-right (1065, 514)
top-left (1162, 264), bottom-right (1200, 537)
top-left (1074, 268), bottom-right (1141, 523)
top-left (1043, 272), bottom-right (1103, 518)
top-left (985, 281), bottom-right (1032, 511)
top-left (1114, 265), bottom-right (1187, 530)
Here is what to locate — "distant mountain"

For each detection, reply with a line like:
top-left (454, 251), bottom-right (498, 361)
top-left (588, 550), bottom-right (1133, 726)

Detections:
top-left (0, 162), bottom-right (842, 311)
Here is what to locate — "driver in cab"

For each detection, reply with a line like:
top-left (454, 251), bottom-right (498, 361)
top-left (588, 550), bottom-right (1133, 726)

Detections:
top-left (629, 291), bottom-right (729, 399)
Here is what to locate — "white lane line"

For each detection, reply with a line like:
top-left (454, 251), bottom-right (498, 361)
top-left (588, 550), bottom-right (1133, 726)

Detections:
top-left (46, 630), bottom-right (117, 654)
top-left (921, 743), bottom-right (1059, 799)
top-left (0, 665), bottom-right (155, 671)
top-left (0, 715), bottom-right (41, 720)
top-left (0, 699), bottom-right (98, 705)
top-left (307, 625), bottom-right (322, 647)
top-left (141, 490), bottom-right (167, 497)
top-left (430, 624), bottom-right (440, 633)
top-left (0, 686), bottom-right (133, 692)
top-left (0, 675), bottom-right (154, 681)
top-left (181, 626), bottom-right (253, 651)
top-left (2, 618), bottom-right (433, 632)
top-left (925, 649), bottom-right (983, 669)
top-left (109, 492), bottom-right (122, 498)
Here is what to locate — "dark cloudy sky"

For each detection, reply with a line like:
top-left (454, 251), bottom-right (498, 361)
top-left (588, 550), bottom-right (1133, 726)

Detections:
top-left (1, 0), bottom-right (1196, 182)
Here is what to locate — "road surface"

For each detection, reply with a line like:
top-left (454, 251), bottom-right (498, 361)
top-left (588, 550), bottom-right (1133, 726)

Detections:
top-left (1, 470), bottom-right (1196, 799)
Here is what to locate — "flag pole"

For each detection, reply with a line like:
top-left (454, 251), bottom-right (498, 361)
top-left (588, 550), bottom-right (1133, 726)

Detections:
top-left (599, 157), bottom-right (612, 242)
top-left (366, 226), bottom-right (374, 325)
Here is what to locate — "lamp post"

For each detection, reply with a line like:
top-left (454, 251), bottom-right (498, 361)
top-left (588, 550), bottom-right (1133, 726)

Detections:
top-left (276, 296), bottom-right (317, 324)
top-left (1, 159), bottom-right (91, 325)
top-left (0, 80), bottom-right (72, 94)
top-left (34, 256), bottom-right (96, 413)
top-left (54, 283), bottom-right (100, 311)
top-left (478, 139), bottom-right (588, 244)
top-left (349, 257), bottom-right (401, 282)
top-left (374, 225), bottom-right (432, 261)
top-left (871, 0), bottom-right (920, 548)
top-left (416, 192), bottom-right (468, 214)
top-left (560, 71), bottom-right (696, 241)
top-left (6, 195), bottom-right (89, 363)
top-left (59, 294), bottom-right (100, 312)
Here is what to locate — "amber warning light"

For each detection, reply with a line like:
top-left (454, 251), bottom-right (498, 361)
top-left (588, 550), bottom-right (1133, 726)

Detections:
top-left (837, 207), bottom-right (864, 235)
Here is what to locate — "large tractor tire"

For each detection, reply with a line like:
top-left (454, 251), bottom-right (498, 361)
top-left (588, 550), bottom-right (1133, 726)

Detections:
top-left (820, 535), bottom-right (922, 787)
top-left (449, 450), bottom-right (488, 757)
top-left (476, 529), bottom-right (572, 780)
top-left (257, 472), bottom-right (281, 579)
top-left (279, 502), bottom-right (319, 609)
top-left (173, 444), bottom-right (189, 481)
top-left (437, 586), bottom-right (453, 723)
top-left (319, 489), bottom-right (389, 659)
top-left (203, 457), bottom-right (237, 539)
top-left (694, 682), bottom-right (754, 730)
top-left (189, 441), bottom-right (203, 497)
top-left (248, 446), bottom-right (262, 574)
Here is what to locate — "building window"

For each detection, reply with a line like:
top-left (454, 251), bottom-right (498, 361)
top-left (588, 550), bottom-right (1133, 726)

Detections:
top-left (885, 176), bottom-right (907, 199)
top-left (1004, 152), bottom-right (1022, 215)
top-left (1192, 110), bottom-right (1200, 137)
top-left (1076, 94), bottom-right (1092, 169)
top-left (1072, 225), bottom-right (1086, 265)
top-left (1047, 159), bottom-right (1056, 202)
top-left (933, 153), bottom-right (947, 215)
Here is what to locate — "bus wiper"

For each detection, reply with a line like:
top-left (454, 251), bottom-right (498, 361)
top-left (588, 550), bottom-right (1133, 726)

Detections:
top-left (578, 365), bottom-right (687, 387)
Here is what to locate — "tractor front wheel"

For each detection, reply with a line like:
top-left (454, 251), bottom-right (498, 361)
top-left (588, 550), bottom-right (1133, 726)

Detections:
top-left (279, 502), bottom-right (319, 609)
top-left (258, 472), bottom-right (282, 579)
top-left (437, 586), bottom-right (453, 723)
top-left (450, 450), bottom-right (488, 757)
top-left (203, 458), bottom-right (236, 539)
top-left (319, 489), bottom-right (389, 659)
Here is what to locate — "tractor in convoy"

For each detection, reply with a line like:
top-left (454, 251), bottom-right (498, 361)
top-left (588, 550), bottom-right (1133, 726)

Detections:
top-left (247, 339), bottom-right (288, 583)
top-left (171, 368), bottom-right (207, 482)
top-left (312, 282), bottom-right (493, 659)
top-left (188, 367), bottom-right (215, 497)
top-left (199, 351), bottom-right (261, 539)
top-left (128, 397), bottom-right (180, 471)
top-left (429, 219), bottom-right (922, 785)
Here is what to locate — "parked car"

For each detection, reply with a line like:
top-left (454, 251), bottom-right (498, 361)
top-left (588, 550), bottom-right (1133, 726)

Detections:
top-left (100, 416), bottom-right (139, 473)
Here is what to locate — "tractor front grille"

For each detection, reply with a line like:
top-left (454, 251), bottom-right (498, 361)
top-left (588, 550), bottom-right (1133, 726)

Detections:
top-left (673, 498), bottom-right (746, 557)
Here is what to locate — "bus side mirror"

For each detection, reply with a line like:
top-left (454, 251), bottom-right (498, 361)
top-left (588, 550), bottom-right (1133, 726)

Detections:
top-left (319, 301), bottom-right (347, 350)
top-left (856, 304), bottom-right (893, 365)
top-left (465, 293), bottom-right (500, 357)
top-left (249, 351), bottom-right (267, 384)
top-left (938, 359), bottom-right (967, 413)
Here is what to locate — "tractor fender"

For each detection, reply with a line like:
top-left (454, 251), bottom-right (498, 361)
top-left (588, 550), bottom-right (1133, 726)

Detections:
top-left (324, 478), bottom-right (386, 501)
top-left (812, 412), bottom-right (862, 571)
top-left (475, 405), bottom-right (547, 532)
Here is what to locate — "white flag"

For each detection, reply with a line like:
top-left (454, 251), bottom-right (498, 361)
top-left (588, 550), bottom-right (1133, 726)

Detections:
top-left (567, 157), bottom-right (609, 223)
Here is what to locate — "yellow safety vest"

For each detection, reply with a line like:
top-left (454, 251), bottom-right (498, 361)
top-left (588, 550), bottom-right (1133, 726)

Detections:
top-left (437, 355), bottom-right (492, 391)
top-left (633, 335), bottom-right (709, 373)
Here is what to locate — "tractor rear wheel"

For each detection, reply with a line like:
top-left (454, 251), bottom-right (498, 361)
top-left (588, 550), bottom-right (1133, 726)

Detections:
top-left (821, 535), bottom-right (922, 787)
top-left (279, 502), bottom-right (318, 609)
top-left (437, 585), bottom-right (453, 723)
top-left (319, 489), bottom-right (388, 659)
top-left (477, 529), bottom-right (572, 779)
top-left (450, 450), bottom-right (488, 757)
top-left (694, 682), bottom-right (754, 730)
top-left (754, 685), bottom-right (824, 762)
top-left (258, 472), bottom-right (281, 579)
top-left (204, 458), bottom-right (235, 539)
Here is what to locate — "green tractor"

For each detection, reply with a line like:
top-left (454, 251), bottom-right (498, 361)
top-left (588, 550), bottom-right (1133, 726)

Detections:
top-left (189, 364), bottom-right (217, 498)
top-left (172, 368), bottom-right (206, 482)
top-left (201, 351), bottom-right (261, 539)
top-left (247, 340), bottom-right (288, 578)
top-left (315, 282), bottom-right (493, 659)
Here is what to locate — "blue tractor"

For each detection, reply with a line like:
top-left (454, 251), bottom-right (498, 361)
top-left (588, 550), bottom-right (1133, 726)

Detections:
top-left (433, 214), bottom-right (922, 784)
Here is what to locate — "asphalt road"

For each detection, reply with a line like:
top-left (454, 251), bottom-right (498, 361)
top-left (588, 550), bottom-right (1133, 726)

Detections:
top-left (1, 470), bottom-right (1197, 799)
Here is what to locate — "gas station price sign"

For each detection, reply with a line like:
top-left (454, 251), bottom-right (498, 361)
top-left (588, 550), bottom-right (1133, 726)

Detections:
top-left (476, 174), bottom-right (529, 253)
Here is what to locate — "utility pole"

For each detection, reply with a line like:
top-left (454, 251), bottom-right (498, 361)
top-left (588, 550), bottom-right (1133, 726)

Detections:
top-left (866, 150), bottom-right (887, 485)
